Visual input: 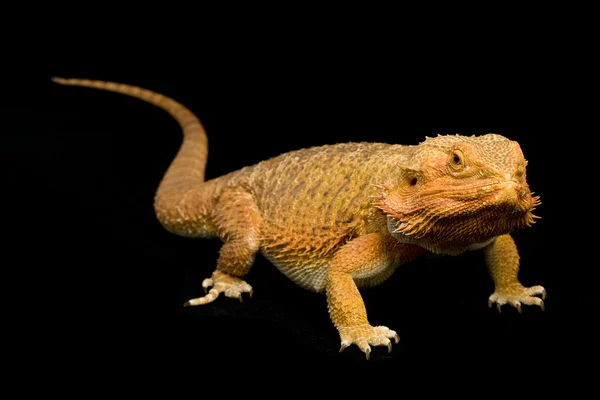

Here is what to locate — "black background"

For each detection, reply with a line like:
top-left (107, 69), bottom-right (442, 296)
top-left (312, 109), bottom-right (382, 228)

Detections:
top-left (3, 21), bottom-right (594, 386)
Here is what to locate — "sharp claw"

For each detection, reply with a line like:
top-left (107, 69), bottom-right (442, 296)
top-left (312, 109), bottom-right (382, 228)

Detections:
top-left (540, 300), bottom-right (545, 312)
top-left (204, 287), bottom-right (208, 294)
top-left (516, 303), bottom-right (522, 314)
top-left (249, 289), bottom-right (253, 298)
top-left (365, 347), bottom-right (371, 361)
top-left (394, 333), bottom-right (400, 343)
top-left (183, 301), bottom-right (191, 307)
top-left (238, 294), bottom-right (243, 303)
top-left (497, 303), bottom-right (502, 313)
top-left (339, 344), bottom-right (349, 353)
top-left (488, 300), bottom-right (493, 308)
top-left (542, 289), bottom-right (547, 300)
top-left (387, 342), bottom-right (392, 353)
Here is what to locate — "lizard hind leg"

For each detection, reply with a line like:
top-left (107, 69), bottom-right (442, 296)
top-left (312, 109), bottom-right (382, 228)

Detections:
top-left (184, 190), bottom-right (262, 306)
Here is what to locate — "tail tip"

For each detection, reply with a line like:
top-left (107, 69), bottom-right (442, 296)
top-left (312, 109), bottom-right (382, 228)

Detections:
top-left (51, 77), bottom-right (68, 85)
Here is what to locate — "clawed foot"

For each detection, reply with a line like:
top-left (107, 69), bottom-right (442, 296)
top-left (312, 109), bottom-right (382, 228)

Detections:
top-left (488, 284), bottom-right (546, 313)
top-left (184, 270), bottom-right (253, 306)
top-left (338, 324), bottom-right (400, 360)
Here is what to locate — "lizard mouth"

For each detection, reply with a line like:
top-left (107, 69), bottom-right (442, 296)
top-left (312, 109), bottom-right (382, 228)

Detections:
top-left (374, 180), bottom-right (540, 242)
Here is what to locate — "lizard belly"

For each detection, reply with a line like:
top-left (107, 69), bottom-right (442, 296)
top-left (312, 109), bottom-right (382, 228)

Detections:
top-left (261, 249), bottom-right (330, 292)
top-left (466, 238), bottom-right (495, 251)
top-left (261, 248), bottom-right (395, 292)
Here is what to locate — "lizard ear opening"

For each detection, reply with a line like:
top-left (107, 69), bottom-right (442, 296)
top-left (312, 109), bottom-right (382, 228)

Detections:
top-left (397, 166), bottom-right (423, 188)
top-left (396, 150), bottom-right (426, 187)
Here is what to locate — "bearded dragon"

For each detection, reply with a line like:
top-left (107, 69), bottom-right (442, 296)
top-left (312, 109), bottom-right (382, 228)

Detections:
top-left (52, 77), bottom-right (544, 359)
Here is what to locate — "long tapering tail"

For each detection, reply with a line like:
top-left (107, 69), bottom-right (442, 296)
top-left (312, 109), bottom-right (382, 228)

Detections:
top-left (52, 77), bottom-right (217, 237)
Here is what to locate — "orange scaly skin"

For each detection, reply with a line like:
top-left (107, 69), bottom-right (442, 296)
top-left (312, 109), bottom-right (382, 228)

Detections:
top-left (53, 78), bottom-right (544, 359)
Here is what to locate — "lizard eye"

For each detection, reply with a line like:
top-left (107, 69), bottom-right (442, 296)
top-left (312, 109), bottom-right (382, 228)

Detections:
top-left (449, 150), bottom-right (465, 170)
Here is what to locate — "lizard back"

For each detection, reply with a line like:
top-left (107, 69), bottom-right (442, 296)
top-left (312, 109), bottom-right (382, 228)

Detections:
top-left (226, 142), bottom-right (410, 290)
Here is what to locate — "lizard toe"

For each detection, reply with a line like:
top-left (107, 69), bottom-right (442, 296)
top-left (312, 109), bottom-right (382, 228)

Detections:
top-left (202, 278), bottom-right (214, 294)
top-left (185, 271), bottom-right (253, 306)
top-left (525, 285), bottom-right (546, 299)
top-left (338, 324), bottom-right (399, 359)
top-left (488, 284), bottom-right (546, 313)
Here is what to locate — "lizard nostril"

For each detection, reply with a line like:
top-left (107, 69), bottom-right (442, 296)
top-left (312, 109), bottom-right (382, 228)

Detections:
top-left (515, 165), bottom-right (525, 179)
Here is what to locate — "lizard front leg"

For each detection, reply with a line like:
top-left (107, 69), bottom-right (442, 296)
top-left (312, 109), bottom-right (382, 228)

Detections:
top-left (484, 234), bottom-right (546, 313)
top-left (326, 233), bottom-right (423, 359)
top-left (185, 190), bottom-right (261, 306)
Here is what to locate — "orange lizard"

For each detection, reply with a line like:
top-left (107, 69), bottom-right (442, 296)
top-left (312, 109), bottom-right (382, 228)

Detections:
top-left (52, 77), bottom-right (544, 359)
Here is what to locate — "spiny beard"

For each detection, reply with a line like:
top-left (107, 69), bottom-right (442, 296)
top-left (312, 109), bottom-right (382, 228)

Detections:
top-left (374, 188), bottom-right (541, 244)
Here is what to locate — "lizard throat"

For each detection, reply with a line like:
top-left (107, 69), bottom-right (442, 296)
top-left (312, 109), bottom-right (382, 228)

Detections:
top-left (374, 182), bottom-right (540, 253)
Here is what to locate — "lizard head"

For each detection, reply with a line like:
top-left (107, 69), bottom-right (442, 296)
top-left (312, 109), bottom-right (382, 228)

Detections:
top-left (374, 134), bottom-right (540, 254)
